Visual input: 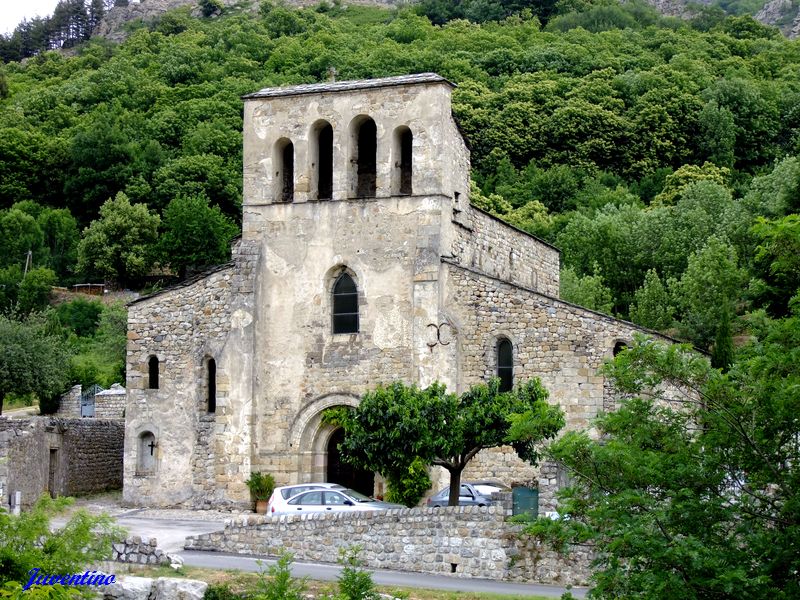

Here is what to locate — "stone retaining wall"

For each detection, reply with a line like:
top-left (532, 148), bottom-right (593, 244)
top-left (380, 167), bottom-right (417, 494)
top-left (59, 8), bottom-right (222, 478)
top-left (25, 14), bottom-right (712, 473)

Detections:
top-left (185, 506), bottom-right (591, 586)
top-left (0, 417), bottom-right (123, 509)
top-left (112, 536), bottom-right (180, 567)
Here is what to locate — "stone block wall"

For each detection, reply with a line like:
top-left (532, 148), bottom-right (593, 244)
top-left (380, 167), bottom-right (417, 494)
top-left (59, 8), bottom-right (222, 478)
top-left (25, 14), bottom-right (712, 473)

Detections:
top-left (112, 536), bottom-right (177, 566)
top-left (450, 205), bottom-right (560, 297)
top-left (0, 417), bottom-right (123, 509)
top-left (56, 384), bottom-right (126, 420)
top-left (56, 385), bottom-right (82, 418)
top-left (0, 419), bottom-right (49, 510)
top-left (185, 506), bottom-right (591, 586)
top-left (95, 385), bottom-right (127, 420)
top-left (125, 264), bottom-right (254, 509)
top-left (61, 419), bottom-right (124, 496)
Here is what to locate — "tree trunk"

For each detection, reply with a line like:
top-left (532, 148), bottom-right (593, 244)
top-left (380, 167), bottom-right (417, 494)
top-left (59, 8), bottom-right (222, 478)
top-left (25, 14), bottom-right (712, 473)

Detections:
top-left (447, 466), bottom-right (465, 506)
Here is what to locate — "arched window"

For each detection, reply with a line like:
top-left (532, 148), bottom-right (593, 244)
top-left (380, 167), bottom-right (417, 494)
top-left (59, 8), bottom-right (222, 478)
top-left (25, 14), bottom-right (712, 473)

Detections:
top-left (394, 126), bottom-right (413, 195)
top-left (148, 356), bottom-right (159, 390)
top-left (613, 341), bottom-right (628, 357)
top-left (313, 121), bottom-right (333, 200)
top-left (138, 431), bottom-right (156, 474)
top-left (332, 273), bottom-right (359, 334)
top-left (497, 339), bottom-right (513, 392)
top-left (207, 358), bottom-right (216, 413)
top-left (353, 117), bottom-right (376, 198)
top-left (275, 138), bottom-right (294, 202)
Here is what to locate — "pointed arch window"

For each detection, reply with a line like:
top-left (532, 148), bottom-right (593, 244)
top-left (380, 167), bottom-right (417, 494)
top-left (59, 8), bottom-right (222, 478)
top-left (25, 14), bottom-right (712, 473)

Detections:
top-left (497, 339), bottom-right (513, 392)
top-left (148, 356), bottom-right (159, 390)
top-left (332, 273), bottom-right (359, 334)
top-left (207, 358), bottom-right (216, 414)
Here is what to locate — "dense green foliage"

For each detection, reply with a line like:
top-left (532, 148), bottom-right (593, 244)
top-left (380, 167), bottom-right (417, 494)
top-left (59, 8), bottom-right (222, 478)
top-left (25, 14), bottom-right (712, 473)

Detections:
top-left (0, 0), bottom-right (797, 350)
top-left (532, 329), bottom-right (800, 598)
top-left (0, 495), bottom-right (122, 594)
top-left (0, 313), bottom-right (70, 415)
top-left (336, 379), bottom-right (564, 505)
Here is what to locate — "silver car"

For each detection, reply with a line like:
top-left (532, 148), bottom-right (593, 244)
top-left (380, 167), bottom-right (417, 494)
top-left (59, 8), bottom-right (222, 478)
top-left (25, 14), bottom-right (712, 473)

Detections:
top-left (275, 488), bottom-right (404, 515)
top-left (266, 482), bottom-right (345, 516)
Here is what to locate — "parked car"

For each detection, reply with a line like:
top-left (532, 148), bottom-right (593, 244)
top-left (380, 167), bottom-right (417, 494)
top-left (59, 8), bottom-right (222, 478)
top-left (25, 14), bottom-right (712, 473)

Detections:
top-left (266, 482), bottom-right (345, 516)
top-left (273, 487), bottom-right (404, 515)
top-left (468, 479), bottom-right (511, 497)
top-left (426, 483), bottom-right (495, 507)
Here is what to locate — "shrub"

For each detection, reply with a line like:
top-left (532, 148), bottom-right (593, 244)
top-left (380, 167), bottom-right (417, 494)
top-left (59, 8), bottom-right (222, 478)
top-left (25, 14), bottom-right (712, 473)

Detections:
top-left (336, 546), bottom-right (378, 600)
top-left (244, 472), bottom-right (275, 501)
top-left (0, 495), bottom-right (123, 587)
top-left (252, 552), bottom-right (306, 600)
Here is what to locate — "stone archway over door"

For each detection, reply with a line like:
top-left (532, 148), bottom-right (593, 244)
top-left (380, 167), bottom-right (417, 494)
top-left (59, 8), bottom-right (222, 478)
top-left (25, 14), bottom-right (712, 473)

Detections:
top-left (326, 428), bottom-right (374, 497)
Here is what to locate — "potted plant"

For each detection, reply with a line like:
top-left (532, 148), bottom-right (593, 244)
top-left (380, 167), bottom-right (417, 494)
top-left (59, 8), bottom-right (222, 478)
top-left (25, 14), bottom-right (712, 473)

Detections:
top-left (245, 471), bottom-right (275, 514)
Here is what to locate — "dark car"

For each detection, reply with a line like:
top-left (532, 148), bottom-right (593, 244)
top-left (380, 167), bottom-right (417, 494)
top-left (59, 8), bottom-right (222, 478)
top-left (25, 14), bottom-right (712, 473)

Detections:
top-left (426, 483), bottom-right (494, 507)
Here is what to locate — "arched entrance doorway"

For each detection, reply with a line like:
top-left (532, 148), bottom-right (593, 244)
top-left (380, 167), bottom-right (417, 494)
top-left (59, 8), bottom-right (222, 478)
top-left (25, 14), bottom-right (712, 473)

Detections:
top-left (326, 428), bottom-right (374, 497)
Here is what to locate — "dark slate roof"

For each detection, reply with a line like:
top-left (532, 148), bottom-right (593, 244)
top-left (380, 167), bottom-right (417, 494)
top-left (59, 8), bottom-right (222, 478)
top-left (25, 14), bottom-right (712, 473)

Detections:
top-left (242, 73), bottom-right (453, 100)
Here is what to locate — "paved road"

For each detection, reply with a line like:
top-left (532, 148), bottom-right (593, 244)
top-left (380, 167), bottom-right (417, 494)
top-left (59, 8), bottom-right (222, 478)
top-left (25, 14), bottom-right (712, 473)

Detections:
top-left (180, 550), bottom-right (588, 598)
top-left (115, 514), bottom-right (226, 553)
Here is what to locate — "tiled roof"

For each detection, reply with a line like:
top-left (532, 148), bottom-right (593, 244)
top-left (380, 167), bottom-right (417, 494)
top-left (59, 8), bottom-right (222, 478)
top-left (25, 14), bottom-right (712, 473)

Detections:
top-left (242, 72), bottom-right (453, 100)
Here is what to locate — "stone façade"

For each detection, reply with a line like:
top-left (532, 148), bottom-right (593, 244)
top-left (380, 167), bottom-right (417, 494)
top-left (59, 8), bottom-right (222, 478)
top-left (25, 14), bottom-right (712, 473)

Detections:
top-left (124, 73), bottom-right (666, 509)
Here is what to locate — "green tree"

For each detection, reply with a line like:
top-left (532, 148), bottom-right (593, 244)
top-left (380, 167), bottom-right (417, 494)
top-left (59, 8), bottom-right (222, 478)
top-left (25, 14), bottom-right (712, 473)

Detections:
top-left (56, 297), bottom-right (103, 337)
top-left (559, 266), bottom-right (614, 315)
top-left (0, 495), bottom-right (123, 589)
top-left (672, 235), bottom-right (747, 349)
top-left (157, 194), bottom-right (238, 279)
top-left (37, 208), bottom-right (79, 279)
top-left (531, 331), bottom-right (800, 599)
top-left (384, 456), bottom-right (431, 508)
top-left (77, 192), bottom-right (160, 287)
top-left (338, 379), bottom-right (564, 506)
top-left (751, 214), bottom-right (800, 316)
top-left (629, 268), bottom-right (674, 331)
top-left (653, 162), bottom-right (730, 206)
top-left (711, 303), bottom-right (734, 372)
top-left (0, 313), bottom-right (70, 415)
top-left (0, 209), bottom-right (45, 270)
top-left (17, 267), bottom-right (56, 315)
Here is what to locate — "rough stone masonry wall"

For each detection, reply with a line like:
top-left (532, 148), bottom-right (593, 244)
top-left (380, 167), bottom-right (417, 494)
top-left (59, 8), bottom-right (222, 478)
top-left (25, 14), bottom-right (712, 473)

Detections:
top-left (445, 263), bottom-right (669, 512)
top-left (61, 419), bottom-right (124, 495)
top-left (0, 418), bottom-right (123, 509)
top-left (450, 204), bottom-right (560, 297)
top-left (185, 506), bottom-right (591, 586)
top-left (125, 263), bottom-right (254, 509)
top-left (112, 536), bottom-right (178, 566)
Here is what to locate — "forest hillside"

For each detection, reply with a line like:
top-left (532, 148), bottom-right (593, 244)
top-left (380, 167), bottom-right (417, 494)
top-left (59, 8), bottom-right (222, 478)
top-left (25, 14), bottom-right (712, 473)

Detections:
top-left (0, 0), bottom-right (798, 371)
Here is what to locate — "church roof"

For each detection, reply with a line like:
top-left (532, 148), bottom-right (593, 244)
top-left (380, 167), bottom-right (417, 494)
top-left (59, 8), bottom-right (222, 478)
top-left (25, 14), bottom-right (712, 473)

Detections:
top-left (242, 73), bottom-right (453, 100)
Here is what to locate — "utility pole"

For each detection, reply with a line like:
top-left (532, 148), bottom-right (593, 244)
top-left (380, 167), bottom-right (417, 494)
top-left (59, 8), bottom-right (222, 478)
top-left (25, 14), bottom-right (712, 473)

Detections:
top-left (22, 250), bottom-right (32, 278)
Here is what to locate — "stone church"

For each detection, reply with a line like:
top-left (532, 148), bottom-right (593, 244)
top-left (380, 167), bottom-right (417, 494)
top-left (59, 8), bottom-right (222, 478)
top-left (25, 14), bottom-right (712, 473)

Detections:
top-left (124, 73), bottom-right (655, 509)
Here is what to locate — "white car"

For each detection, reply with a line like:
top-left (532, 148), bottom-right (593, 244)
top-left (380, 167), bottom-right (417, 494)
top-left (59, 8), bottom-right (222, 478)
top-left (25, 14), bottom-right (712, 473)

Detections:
top-left (273, 487), bottom-right (405, 516)
top-left (266, 482), bottom-right (345, 516)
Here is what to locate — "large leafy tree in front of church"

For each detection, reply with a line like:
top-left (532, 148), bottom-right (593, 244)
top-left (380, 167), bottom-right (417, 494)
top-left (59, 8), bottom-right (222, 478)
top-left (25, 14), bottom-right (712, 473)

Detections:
top-left (532, 330), bottom-right (800, 598)
top-left (335, 379), bottom-right (564, 506)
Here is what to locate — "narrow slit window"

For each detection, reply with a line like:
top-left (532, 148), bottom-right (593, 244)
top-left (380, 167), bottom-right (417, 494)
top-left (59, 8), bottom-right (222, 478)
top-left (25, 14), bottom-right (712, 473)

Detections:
top-left (207, 358), bottom-right (216, 413)
top-left (355, 119), bottom-right (376, 198)
top-left (318, 123), bottom-right (333, 200)
top-left (399, 127), bottom-right (412, 195)
top-left (281, 141), bottom-right (294, 202)
top-left (148, 356), bottom-right (159, 390)
top-left (497, 339), bottom-right (513, 392)
top-left (332, 273), bottom-right (359, 334)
